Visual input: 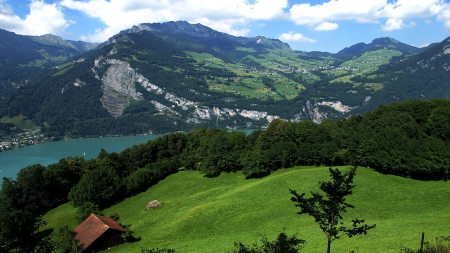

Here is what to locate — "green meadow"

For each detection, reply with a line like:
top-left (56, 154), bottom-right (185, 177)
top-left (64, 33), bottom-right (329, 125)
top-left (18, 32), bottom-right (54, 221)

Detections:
top-left (1, 115), bottom-right (40, 130)
top-left (185, 47), bottom-right (403, 101)
top-left (42, 166), bottom-right (450, 252)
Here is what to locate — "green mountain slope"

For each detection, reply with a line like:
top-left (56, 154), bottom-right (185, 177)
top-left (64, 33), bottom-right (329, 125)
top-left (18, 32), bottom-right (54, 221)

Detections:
top-left (0, 29), bottom-right (98, 98)
top-left (0, 21), bottom-right (448, 137)
top-left (336, 37), bottom-right (422, 59)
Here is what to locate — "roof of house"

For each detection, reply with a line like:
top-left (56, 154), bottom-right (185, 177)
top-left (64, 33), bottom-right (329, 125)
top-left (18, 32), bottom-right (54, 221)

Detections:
top-left (73, 214), bottom-right (126, 250)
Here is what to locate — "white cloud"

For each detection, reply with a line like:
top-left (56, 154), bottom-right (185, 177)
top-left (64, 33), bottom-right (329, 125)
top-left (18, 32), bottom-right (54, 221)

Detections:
top-left (289, 0), bottom-right (386, 25)
top-left (374, 0), bottom-right (443, 19)
top-left (382, 18), bottom-right (416, 31)
top-left (0, 0), bottom-right (70, 36)
top-left (381, 18), bottom-right (404, 31)
top-left (2, 0), bottom-right (450, 42)
top-left (0, 0), bottom-right (24, 31)
top-left (313, 22), bottom-right (339, 31)
top-left (418, 43), bottom-right (431, 48)
top-left (289, 0), bottom-right (449, 32)
top-left (60, 0), bottom-right (289, 42)
top-left (22, 0), bottom-right (71, 35)
top-left (437, 3), bottom-right (450, 30)
top-left (278, 31), bottom-right (316, 43)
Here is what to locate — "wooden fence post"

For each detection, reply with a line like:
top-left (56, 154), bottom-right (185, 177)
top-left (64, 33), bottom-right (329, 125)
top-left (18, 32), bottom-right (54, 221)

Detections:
top-left (419, 232), bottom-right (425, 253)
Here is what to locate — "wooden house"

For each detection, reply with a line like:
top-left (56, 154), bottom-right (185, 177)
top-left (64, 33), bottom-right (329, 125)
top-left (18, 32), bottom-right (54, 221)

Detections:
top-left (73, 214), bottom-right (126, 252)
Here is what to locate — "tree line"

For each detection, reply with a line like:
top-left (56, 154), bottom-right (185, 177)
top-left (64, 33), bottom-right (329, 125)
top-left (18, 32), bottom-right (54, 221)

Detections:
top-left (1, 99), bottom-right (450, 251)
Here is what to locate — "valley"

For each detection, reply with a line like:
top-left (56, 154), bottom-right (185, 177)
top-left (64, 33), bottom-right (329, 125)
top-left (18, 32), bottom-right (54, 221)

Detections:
top-left (0, 2), bottom-right (449, 251)
top-left (1, 21), bottom-right (446, 139)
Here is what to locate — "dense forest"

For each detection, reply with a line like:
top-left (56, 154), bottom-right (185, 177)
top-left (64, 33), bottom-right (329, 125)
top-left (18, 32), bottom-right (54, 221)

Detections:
top-left (1, 99), bottom-right (450, 252)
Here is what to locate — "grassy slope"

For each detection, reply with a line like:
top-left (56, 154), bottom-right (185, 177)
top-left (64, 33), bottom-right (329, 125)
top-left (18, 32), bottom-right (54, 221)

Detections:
top-left (1, 115), bottom-right (40, 130)
top-left (42, 166), bottom-right (450, 253)
top-left (186, 47), bottom-right (403, 102)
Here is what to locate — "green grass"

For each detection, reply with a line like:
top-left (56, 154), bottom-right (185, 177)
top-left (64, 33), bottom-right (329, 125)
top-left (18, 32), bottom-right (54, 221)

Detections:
top-left (186, 49), bottom-right (317, 101)
top-left (42, 166), bottom-right (450, 253)
top-left (1, 115), bottom-right (39, 129)
top-left (339, 49), bottom-right (402, 74)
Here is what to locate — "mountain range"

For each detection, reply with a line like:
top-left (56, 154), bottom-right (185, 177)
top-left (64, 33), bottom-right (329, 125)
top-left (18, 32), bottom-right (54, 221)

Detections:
top-left (1, 21), bottom-right (449, 138)
top-left (0, 28), bottom-right (98, 98)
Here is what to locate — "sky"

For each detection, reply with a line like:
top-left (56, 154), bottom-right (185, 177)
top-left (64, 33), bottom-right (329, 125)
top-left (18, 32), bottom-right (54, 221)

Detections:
top-left (1, 0), bottom-right (450, 53)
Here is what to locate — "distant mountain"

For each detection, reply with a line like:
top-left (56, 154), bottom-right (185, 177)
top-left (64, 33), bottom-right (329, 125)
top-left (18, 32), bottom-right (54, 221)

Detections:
top-left (120, 21), bottom-right (289, 54)
top-left (0, 29), bottom-right (98, 66)
top-left (0, 29), bottom-right (99, 98)
top-left (336, 37), bottom-right (423, 59)
top-left (353, 36), bottom-right (450, 113)
top-left (31, 34), bottom-right (99, 52)
top-left (1, 21), bottom-right (449, 138)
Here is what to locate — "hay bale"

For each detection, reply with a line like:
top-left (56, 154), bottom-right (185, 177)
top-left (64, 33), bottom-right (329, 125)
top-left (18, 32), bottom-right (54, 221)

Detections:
top-left (146, 200), bottom-right (161, 210)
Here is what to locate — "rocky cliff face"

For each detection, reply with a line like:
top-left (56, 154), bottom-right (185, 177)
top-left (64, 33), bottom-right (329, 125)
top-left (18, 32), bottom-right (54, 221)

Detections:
top-left (90, 26), bottom-right (358, 125)
top-left (91, 51), bottom-right (285, 124)
top-left (92, 56), bottom-right (143, 116)
top-left (91, 49), bottom-right (353, 123)
top-left (292, 100), bottom-right (346, 124)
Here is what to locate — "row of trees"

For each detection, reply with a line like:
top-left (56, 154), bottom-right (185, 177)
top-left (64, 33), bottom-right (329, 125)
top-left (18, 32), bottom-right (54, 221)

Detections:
top-left (1, 99), bottom-right (450, 251)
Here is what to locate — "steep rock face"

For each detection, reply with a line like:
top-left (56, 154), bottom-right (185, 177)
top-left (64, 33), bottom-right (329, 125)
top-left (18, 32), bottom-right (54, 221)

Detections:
top-left (92, 57), bottom-right (144, 116)
top-left (317, 101), bottom-right (357, 113)
top-left (101, 59), bottom-right (144, 101)
top-left (293, 100), bottom-right (343, 124)
top-left (100, 92), bottom-right (128, 117)
top-left (89, 39), bottom-right (355, 125)
top-left (90, 52), bottom-right (349, 124)
top-left (91, 51), bottom-right (280, 124)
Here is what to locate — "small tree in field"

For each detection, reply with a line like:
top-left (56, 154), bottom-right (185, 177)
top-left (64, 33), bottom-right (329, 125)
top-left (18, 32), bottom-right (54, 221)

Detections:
top-left (289, 166), bottom-right (375, 253)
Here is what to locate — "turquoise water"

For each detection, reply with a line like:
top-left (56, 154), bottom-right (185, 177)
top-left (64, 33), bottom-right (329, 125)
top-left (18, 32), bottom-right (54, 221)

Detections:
top-left (0, 135), bottom-right (162, 180)
top-left (0, 129), bottom-right (257, 180)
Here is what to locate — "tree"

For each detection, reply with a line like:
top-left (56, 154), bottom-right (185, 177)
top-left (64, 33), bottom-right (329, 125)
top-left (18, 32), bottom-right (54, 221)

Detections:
top-left (68, 167), bottom-right (121, 208)
top-left (53, 225), bottom-right (82, 253)
top-left (289, 167), bottom-right (375, 253)
top-left (231, 230), bottom-right (305, 253)
top-left (0, 177), bottom-right (49, 252)
top-left (75, 201), bottom-right (103, 223)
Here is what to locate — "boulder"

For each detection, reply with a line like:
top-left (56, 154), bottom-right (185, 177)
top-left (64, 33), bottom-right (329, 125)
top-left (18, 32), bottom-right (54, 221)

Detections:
top-left (146, 200), bottom-right (161, 210)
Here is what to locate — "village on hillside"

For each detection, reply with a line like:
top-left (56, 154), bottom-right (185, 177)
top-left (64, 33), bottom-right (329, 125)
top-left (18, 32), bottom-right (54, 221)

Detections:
top-left (0, 129), bottom-right (53, 152)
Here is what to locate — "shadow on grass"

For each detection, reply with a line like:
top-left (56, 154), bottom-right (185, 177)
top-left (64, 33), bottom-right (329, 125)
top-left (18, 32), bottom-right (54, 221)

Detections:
top-left (245, 171), bottom-right (271, 179)
top-left (125, 234), bottom-right (142, 243)
top-left (36, 228), bottom-right (54, 239)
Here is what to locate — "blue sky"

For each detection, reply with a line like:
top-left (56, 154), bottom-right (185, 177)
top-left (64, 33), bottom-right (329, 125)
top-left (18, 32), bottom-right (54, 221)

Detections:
top-left (1, 0), bottom-right (450, 53)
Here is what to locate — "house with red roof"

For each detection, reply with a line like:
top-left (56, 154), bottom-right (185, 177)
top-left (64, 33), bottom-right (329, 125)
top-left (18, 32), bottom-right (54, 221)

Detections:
top-left (73, 214), bottom-right (127, 252)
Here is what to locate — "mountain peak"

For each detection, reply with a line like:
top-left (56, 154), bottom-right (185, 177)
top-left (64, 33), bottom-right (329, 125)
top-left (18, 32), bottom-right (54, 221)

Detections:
top-left (371, 37), bottom-right (400, 44)
top-left (337, 37), bottom-right (419, 59)
top-left (120, 21), bottom-right (290, 50)
top-left (121, 20), bottom-right (231, 39)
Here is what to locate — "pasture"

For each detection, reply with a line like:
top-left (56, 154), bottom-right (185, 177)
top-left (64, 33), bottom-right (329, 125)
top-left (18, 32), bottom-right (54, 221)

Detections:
top-left (42, 166), bottom-right (450, 252)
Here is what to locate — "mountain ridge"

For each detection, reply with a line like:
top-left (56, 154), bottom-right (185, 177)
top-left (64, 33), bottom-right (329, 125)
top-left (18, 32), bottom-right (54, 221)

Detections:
top-left (0, 28), bottom-right (99, 98)
top-left (0, 21), bottom-right (448, 138)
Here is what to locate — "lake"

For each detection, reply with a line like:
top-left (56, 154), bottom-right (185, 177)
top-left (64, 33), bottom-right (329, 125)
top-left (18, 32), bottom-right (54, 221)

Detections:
top-left (0, 135), bottom-right (163, 180)
top-left (0, 129), bottom-right (257, 180)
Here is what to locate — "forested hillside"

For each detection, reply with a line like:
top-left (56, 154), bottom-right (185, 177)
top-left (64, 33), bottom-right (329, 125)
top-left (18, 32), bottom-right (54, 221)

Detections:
top-left (1, 21), bottom-right (450, 138)
top-left (1, 99), bottom-right (450, 252)
top-left (0, 29), bottom-right (98, 98)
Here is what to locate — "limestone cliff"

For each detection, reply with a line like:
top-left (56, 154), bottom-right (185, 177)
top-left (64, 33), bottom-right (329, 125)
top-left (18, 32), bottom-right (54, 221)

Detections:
top-left (91, 49), bottom-right (354, 124)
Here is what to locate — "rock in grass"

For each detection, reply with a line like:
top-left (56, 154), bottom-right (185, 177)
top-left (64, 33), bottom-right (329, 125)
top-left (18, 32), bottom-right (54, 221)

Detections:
top-left (146, 200), bottom-right (161, 210)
